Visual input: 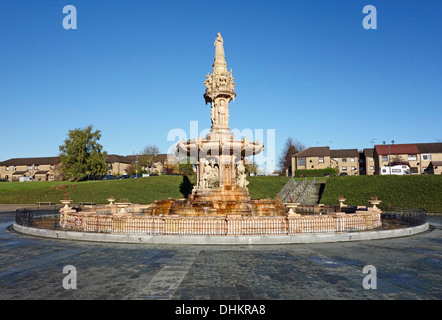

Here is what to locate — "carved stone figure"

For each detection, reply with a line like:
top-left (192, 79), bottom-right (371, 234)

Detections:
top-left (214, 32), bottom-right (225, 58)
top-left (201, 161), bottom-right (211, 188)
top-left (204, 73), bottom-right (212, 89)
top-left (208, 160), bottom-right (219, 188)
top-left (218, 99), bottom-right (228, 126)
top-left (201, 160), bottom-right (220, 188)
top-left (236, 161), bottom-right (249, 189)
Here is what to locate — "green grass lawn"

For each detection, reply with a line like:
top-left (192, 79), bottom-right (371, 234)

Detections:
top-left (0, 175), bottom-right (289, 205)
top-left (1, 175), bottom-right (440, 213)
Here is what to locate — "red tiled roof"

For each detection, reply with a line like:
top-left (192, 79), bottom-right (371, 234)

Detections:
top-left (375, 144), bottom-right (419, 155)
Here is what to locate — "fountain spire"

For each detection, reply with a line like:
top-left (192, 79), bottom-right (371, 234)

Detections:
top-left (204, 32), bottom-right (236, 130)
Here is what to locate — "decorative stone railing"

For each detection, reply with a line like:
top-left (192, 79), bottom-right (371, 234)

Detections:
top-left (59, 208), bottom-right (381, 236)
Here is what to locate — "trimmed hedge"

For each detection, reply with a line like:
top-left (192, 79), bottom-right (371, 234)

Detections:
top-left (294, 168), bottom-right (339, 177)
top-left (320, 175), bottom-right (442, 213)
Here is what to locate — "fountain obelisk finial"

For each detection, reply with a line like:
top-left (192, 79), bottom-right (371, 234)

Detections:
top-left (204, 32), bottom-right (236, 131)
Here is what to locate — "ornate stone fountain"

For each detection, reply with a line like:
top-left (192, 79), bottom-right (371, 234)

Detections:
top-left (151, 32), bottom-right (285, 216)
top-left (50, 34), bottom-right (382, 239)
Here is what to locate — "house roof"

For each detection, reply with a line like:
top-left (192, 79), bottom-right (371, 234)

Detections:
top-left (105, 154), bottom-right (133, 164)
top-left (293, 147), bottom-right (330, 158)
top-left (330, 149), bottom-right (359, 158)
top-left (375, 144), bottom-right (420, 155)
top-left (125, 154), bottom-right (170, 164)
top-left (0, 157), bottom-right (60, 166)
top-left (416, 143), bottom-right (442, 154)
top-left (363, 148), bottom-right (374, 158)
top-left (12, 171), bottom-right (28, 175)
top-left (0, 154), bottom-right (173, 167)
top-left (293, 147), bottom-right (359, 158)
top-left (35, 170), bottom-right (50, 174)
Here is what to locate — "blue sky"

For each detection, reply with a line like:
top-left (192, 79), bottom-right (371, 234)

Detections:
top-left (1, 0), bottom-right (441, 171)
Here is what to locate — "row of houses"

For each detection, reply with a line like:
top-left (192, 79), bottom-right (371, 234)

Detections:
top-left (2, 141), bottom-right (441, 181)
top-left (291, 142), bottom-right (442, 176)
top-left (0, 154), bottom-right (169, 181)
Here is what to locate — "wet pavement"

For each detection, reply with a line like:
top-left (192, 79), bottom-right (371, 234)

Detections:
top-left (0, 211), bottom-right (441, 300)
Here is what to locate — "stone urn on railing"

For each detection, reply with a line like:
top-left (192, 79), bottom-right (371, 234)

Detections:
top-left (107, 197), bottom-right (116, 206)
top-left (60, 199), bottom-right (73, 209)
top-left (284, 199), bottom-right (300, 215)
top-left (368, 196), bottom-right (381, 210)
top-left (114, 201), bottom-right (131, 215)
top-left (338, 195), bottom-right (346, 208)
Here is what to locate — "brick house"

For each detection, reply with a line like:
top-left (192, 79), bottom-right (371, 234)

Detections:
top-left (0, 154), bottom-right (172, 181)
top-left (0, 157), bottom-right (62, 181)
top-left (291, 147), bottom-right (360, 176)
top-left (361, 148), bottom-right (376, 175)
top-left (416, 143), bottom-right (442, 174)
top-left (374, 144), bottom-right (421, 174)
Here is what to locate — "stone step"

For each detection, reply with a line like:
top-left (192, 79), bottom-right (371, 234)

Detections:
top-left (300, 183), bottom-right (322, 205)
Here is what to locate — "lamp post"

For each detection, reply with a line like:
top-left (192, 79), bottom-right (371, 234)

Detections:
top-left (135, 154), bottom-right (139, 178)
top-left (383, 140), bottom-right (394, 175)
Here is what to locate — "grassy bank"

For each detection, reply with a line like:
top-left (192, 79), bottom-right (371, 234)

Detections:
top-left (0, 175), bottom-right (290, 205)
top-left (320, 175), bottom-right (442, 213)
top-left (1, 175), bottom-right (440, 213)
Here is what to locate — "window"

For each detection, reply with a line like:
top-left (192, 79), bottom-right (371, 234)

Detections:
top-left (35, 165), bottom-right (39, 170)
top-left (27, 165), bottom-right (32, 170)
top-left (408, 155), bottom-right (417, 161)
top-left (298, 158), bottom-right (306, 166)
top-left (382, 156), bottom-right (388, 162)
top-left (392, 169), bottom-right (401, 173)
top-left (5, 166), bottom-right (9, 171)
top-left (342, 166), bottom-right (347, 171)
top-left (350, 158), bottom-right (355, 162)
top-left (410, 167), bottom-right (418, 174)
top-left (342, 158), bottom-right (347, 162)
top-left (51, 165), bottom-right (55, 169)
top-left (382, 168), bottom-right (387, 173)
top-left (318, 157), bottom-right (324, 163)
top-left (370, 166), bottom-right (374, 170)
top-left (351, 166), bottom-right (356, 171)
top-left (422, 154), bottom-right (431, 161)
top-left (13, 166), bottom-right (16, 170)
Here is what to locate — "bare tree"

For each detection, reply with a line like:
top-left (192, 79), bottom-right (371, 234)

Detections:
top-left (278, 138), bottom-right (305, 175)
top-left (139, 145), bottom-right (160, 173)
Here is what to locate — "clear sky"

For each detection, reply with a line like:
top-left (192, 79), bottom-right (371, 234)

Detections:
top-left (1, 0), bottom-right (441, 172)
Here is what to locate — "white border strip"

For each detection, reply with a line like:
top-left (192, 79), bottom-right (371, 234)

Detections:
top-left (13, 223), bottom-right (430, 245)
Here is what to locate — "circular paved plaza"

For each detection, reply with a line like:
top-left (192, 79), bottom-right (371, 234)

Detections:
top-left (1, 211), bottom-right (441, 300)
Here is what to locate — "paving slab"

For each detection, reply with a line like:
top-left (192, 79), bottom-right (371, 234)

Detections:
top-left (0, 212), bottom-right (441, 300)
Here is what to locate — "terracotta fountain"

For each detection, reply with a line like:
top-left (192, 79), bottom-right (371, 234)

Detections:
top-left (150, 33), bottom-right (285, 217)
